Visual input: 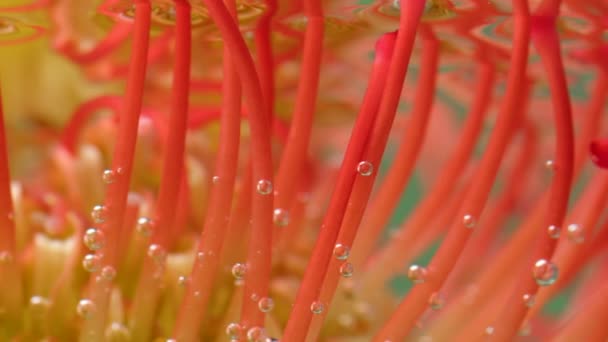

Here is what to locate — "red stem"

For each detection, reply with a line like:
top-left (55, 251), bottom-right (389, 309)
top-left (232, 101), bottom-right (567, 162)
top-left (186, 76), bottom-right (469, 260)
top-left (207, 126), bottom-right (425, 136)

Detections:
top-left (200, 0), bottom-right (274, 330)
top-left (129, 0), bottom-right (191, 340)
top-left (373, 1), bottom-right (531, 339)
top-left (283, 0), bottom-right (427, 338)
top-left (172, 0), bottom-right (242, 338)
top-left (493, 6), bottom-right (574, 339)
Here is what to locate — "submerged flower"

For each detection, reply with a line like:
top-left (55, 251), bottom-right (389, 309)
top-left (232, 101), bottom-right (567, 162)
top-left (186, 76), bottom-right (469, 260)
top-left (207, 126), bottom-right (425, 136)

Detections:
top-left (0, 0), bottom-right (607, 341)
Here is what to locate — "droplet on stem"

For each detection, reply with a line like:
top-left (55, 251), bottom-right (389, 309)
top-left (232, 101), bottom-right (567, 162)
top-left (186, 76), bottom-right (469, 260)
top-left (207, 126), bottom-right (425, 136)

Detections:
top-left (462, 214), bottom-right (476, 228)
top-left (339, 262), bottom-right (354, 278)
top-left (76, 299), bottom-right (96, 319)
top-left (333, 243), bottom-right (350, 260)
top-left (231, 262), bottom-right (247, 280)
top-left (310, 301), bottom-right (325, 314)
top-left (83, 228), bottom-right (106, 251)
top-left (566, 223), bottom-right (584, 243)
top-left (356, 161), bottom-right (374, 176)
top-left (407, 264), bottom-right (428, 284)
top-left (91, 205), bottom-right (108, 224)
top-left (547, 225), bottom-right (560, 239)
top-left (82, 254), bottom-right (102, 272)
top-left (273, 208), bottom-right (290, 226)
top-left (532, 259), bottom-right (558, 286)
top-left (256, 179), bottom-right (273, 195)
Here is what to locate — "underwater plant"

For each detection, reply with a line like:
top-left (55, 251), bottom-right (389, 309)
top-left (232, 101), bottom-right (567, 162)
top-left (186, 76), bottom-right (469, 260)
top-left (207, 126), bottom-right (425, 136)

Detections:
top-left (0, 0), bottom-right (608, 341)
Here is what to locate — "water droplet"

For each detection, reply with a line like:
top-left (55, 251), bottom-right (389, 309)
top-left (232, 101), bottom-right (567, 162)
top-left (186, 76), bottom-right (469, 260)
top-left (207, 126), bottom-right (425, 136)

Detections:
top-left (105, 322), bottom-right (130, 341)
top-left (212, 176), bottom-right (220, 184)
top-left (590, 138), bottom-right (608, 169)
top-left (76, 299), bottom-right (96, 319)
top-left (545, 159), bottom-right (556, 171)
top-left (310, 301), bottom-right (325, 314)
top-left (136, 217), bottom-right (154, 237)
top-left (428, 292), bottom-right (444, 310)
top-left (532, 259), bottom-right (558, 286)
top-left (100, 266), bottom-right (116, 281)
top-left (82, 254), bottom-right (102, 272)
top-left (462, 214), bottom-right (476, 228)
top-left (91, 205), bottom-right (108, 224)
top-left (29, 296), bottom-right (51, 313)
top-left (177, 275), bottom-right (188, 286)
top-left (83, 228), bottom-right (106, 251)
top-left (258, 297), bottom-right (274, 313)
top-left (231, 263), bottom-right (247, 280)
top-left (356, 161), bottom-right (374, 176)
top-left (256, 179), bottom-right (273, 195)
top-left (407, 264), bottom-right (428, 284)
top-left (485, 326), bottom-right (495, 336)
top-left (339, 262), bottom-right (354, 278)
top-left (247, 326), bottom-right (267, 342)
top-left (333, 243), bottom-right (350, 260)
top-left (567, 223), bottom-right (584, 243)
top-left (547, 225), bottom-right (560, 239)
top-left (273, 208), bottom-right (290, 226)
top-left (147, 244), bottom-right (167, 263)
top-left (522, 293), bottom-right (535, 307)
top-left (251, 293), bottom-right (260, 302)
top-left (225, 322), bottom-right (242, 339)
top-left (196, 252), bottom-right (205, 261)
top-left (102, 169), bottom-right (116, 184)
top-left (0, 250), bottom-right (13, 264)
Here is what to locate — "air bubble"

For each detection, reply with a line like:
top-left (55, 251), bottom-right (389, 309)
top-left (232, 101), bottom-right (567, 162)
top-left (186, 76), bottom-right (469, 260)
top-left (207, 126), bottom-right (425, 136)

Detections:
top-left (82, 254), bottom-right (102, 272)
top-left (246, 326), bottom-right (267, 342)
top-left (310, 301), bottom-right (325, 314)
top-left (100, 266), bottom-right (116, 281)
top-left (177, 275), bottom-right (188, 286)
top-left (231, 263), bottom-right (247, 280)
top-left (567, 223), bottom-right (584, 244)
top-left (407, 264), bottom-right (428, 284)
top-left (333, 243), bottom-right (350, 260)
top-left (83, 228), bottom-right (106, 251)
top-left (532, 259), bottom-right (558, 286)
top-left (76, 299), bottom-right (96, 319)
top-left (544, 159), bottom-right (556, 171)
top-left (212, 176), bottom-right (220, 184)
top-left (147, 244), bottom-right (167, 263)
top-left (105, 322), bottom-right (130, 341)
top-left (91, 205), bottom-right (108, 224)
top-left (547, 225), bottom-right (560, 239)
top-left (225, 322), bottom-right (242, 339)
top-left (29, 296), bottom-right (51, 313)
top-left (256, 179), bottom-right (273, 195)
top-left (258, 297), bottom-right (274, 313)
top-left (522, 293), bottom-right (535, 307)
top-left (339, 262), bottom-right (354, 278)
top-left (273, 208), bottom-right (290, 227)
top-left (102, 169), bottom-right (116, 184)
top-left (462, 214), bottom-right (476, 228)
top-left (357, 161), bottom-right (374, 176)
top-left (136, 217), bottom-right (154, 237)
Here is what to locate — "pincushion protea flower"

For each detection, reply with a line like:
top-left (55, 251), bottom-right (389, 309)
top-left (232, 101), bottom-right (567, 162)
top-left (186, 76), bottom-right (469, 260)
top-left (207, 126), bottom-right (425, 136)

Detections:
top-left (1, 0), bottom-right (608, 341)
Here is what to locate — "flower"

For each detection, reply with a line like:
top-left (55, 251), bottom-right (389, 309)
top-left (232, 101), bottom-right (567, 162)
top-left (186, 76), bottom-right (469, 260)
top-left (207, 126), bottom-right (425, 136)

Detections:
top-left (0, 0), bottom-right (607, 341)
